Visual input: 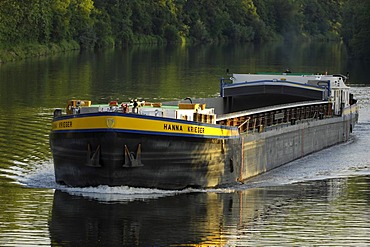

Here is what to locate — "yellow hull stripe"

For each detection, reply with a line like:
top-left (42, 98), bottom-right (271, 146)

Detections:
top-left (342, 104), bottom-right (358, 116)
top-left (52, 115), bottom-right (240, 138)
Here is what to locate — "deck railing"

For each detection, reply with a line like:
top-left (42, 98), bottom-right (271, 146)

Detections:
top-left (216, 102), bottom-right (333, 134)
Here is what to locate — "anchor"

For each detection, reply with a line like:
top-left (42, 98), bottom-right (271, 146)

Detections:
top-left (123, 144), bottom-right (144, 167)
top-left (86, 144), bottom-right (102, 167)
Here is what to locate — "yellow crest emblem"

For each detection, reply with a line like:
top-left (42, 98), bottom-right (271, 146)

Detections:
top-left (106, 118), bottom-right (115, 128)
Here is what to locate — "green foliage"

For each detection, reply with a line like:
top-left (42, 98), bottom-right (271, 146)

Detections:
top-left (190, 20), bottom-right (211, 42)
top-left (300, 0), bottom-right (342, 40)
top-left (341, 0), bottom-right (370, 59)
top-left (164, 25), bottom-right (181, 43)
top-left (0, 40), bottom-right (79, 63)
top-left (0, 0), bottom-right (369, 60)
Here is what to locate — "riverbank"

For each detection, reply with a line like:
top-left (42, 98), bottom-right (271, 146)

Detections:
top-left (0, 40), bottom-right (80, 63)
top-left (0, 35), bottom-right (184, 64)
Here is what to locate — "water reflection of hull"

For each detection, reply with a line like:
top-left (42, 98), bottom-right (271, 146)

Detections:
top-left (49, 180), bottom-right (341, 246)
top-left (49, 190), bottom-right (230, 246)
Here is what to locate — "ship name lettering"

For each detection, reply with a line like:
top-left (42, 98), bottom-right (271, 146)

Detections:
top-left (187, 126), bottom-right (205, 134)
top-left (163, 123), bottom-right (183, 131)
top-left (59, 121), bottom-right (72, 128)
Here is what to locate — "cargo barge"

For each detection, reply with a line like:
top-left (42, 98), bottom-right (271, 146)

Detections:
top-left (50, 72), bottom-right (358, 189)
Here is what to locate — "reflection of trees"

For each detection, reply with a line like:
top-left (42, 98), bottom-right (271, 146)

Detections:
top-left (0, 187), bottom-right (54, 245)
top-left (0, 106), bottom-right (52, 170)
top-left (0, 41), bottom-right (351, 108)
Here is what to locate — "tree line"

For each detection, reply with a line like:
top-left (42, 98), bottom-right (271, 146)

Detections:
top-left (0, 0), bottom-right (369, 60)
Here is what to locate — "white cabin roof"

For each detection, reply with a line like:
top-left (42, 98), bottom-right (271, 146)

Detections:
top-left (231, 73), bottom-right (349, 89)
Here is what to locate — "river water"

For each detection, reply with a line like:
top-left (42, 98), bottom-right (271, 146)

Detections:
top-left (0, 41), bottom-right (369, 246)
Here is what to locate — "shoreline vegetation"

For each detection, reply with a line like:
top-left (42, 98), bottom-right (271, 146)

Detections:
top-left (0, 35), bottom-right (181, 63)
top-left (0, 41), bottom-right (80, 63)
top-left (0, 0), bottom-right (369, 63)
